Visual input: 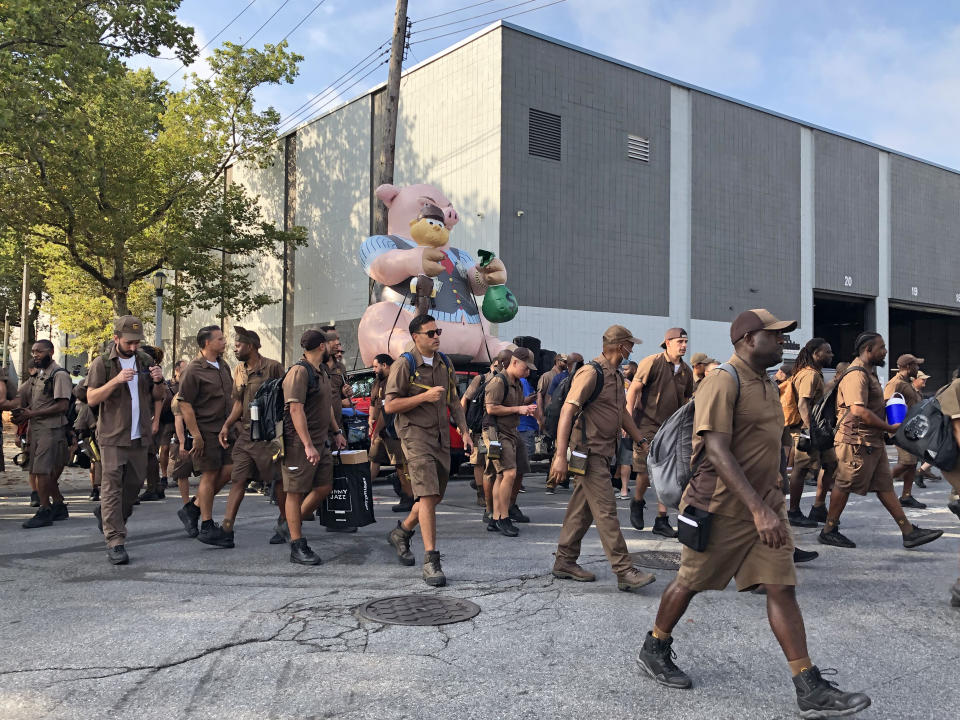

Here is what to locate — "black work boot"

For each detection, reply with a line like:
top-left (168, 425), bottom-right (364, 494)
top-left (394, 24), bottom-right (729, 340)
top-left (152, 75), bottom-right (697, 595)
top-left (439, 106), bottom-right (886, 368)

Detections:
top-left (422, 550), bottom-right (446, 587)
top-left (50, 501), bottom-right (69, 521)
top-left (387, 521), bottom-right (415, 566)
top-left (497, 517), bottom-right (520, 537)
top-left (630, 499), bottom-right (645, 531)
top-left (269, 518), bottom-right (290, 545)
top-left (793, 547), bottom-right (819, 563)
top-left (392, 493), bottom-right (414, 513)
top-left (29, 491), bottom-right (40, 507)
top-left (177, 501), bottom-right (200, 538)
top-left (947, 499), bottom-right (960, 521)
top-left (88, 487), bottom-right (100, 502)
top-left (197, 520), bottom-right (233, 548)
top-left (289, 538), bottom-right (322, 565)
top-left (652, 514), bottom-right (678, 538)
top-left (793, 666), bottom-right (871, 719)
top-left (508, 503), bottom-right (530, 523)
top-left (899, 495), bottom-right (927, 509)
top-left (107, 545), bottom-right (129, 565)
top-left (818, 526), bottom-right (856, 548)
top-left (22, 507), bottom-right (53, 529)
top-left (636, 632), bottom-right (692, 689)
top-left (807, 504), bottom-right (828, 524)
top-left (139, 490), bottom-right (162, 502)
top-left (788, 509), bottom-right (818, 527)
top-left (486, 514), bottom-right (499, 532)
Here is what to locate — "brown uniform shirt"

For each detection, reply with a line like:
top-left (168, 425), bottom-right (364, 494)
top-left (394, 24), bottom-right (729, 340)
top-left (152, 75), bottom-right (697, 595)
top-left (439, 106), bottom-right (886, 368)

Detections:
top-left (283, 359), bottom-right (331, 447)
top-left (231, 356), bottom-right (284, 433)
top-left (793, 366), bottom-right (825, 404)
top-left (19, 362), bottom-right (74, 431)
top-left (538, 367), bottom-right (559, 401)
top-left (937, 378), bottom-right (960, 419)
top-left (633, 352), bottom-right (694, 436)
top-left (683, 354), bottom-right (787, 521)
top-left (370, 375), bottom-right (386, 429)
top-left (884, 373), bottom-right (921, 409)
top-left (463, 373), bottom-right (486, 402)
top-left (564, 356), bottom-right (626, 459)
top-left (326, 360), bottom-right (348, 430)
top-left (483, 372), bottom-right (523, 438)
top-left (836, 358), bottom-right (885, 447)
top-left (87, 349), bottom-right (164, 445)
top-left (384, 348), bottom-right (467, 463)
top-left (177, 355), bottom-right (234, 435)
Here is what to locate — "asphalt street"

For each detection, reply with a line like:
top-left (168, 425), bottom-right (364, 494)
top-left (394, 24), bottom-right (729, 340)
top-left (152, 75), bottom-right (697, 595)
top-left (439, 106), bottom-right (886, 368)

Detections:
top-left (0, 462), bottom-right (958, 720)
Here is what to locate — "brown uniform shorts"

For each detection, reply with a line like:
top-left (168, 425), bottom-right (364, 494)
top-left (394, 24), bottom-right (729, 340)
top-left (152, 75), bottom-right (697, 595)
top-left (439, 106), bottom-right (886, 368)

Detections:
top-left (370, 435), bottom-right (403, 466)
top-left (405, 453), bottom-right (450, 499)
top-left (168, 441), bottom-right (194, 480)
top-left (468, 431), bottom-right (486, 465)
top-left (281, 443), bottom-right (333, 494)
top-left (790, 430), bottom-right (821, 476)
top-left (193, 431), bottom-right (234, 473)
top-left (29, 427), bottom-right (68, 476)
top-left (232, 436), bottom-right (278, 484)
top-left (632, 437), bottom-right (652, 474)
top-left (483, 428), bottom-right (518, 473)
top-left (157, 422), bottom-right (175, 446)
top-left (677, 506), bottom-right (796, 592)
top-left (896, 447), bottom-right (918, 466)
top-left (833, 442), bottom-right (894, 495)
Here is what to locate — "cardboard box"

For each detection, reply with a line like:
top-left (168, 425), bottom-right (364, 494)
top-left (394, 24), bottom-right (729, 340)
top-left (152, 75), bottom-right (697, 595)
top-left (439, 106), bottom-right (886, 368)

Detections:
top-left (335, 449), bottom-right (368, 465)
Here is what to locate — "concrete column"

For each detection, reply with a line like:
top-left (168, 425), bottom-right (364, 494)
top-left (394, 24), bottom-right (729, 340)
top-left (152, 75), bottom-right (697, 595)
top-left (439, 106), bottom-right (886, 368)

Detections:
top-left (669, 86), bottom-right (692, 330)
top-left (798, 128), bottom-right (815, 345)
top-left (876, 151), bottom-right (891, 384)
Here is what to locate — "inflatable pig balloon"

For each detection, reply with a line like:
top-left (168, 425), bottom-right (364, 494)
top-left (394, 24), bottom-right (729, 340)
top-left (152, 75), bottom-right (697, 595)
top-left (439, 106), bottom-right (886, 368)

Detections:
top-left (358, 182), bottom-right (514, 366)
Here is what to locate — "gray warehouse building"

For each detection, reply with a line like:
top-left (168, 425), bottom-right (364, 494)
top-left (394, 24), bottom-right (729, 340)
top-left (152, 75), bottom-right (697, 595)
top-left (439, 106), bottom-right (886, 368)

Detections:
top-left (216, 21), bottom-right (960, 387)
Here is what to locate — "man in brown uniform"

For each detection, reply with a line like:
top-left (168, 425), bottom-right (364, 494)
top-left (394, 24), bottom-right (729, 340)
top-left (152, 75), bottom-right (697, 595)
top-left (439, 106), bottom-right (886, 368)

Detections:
top-left (85, 317), bottom-right (166, 564)
top-left (785, 338), bottom-right (834, 527)
top-left (884, 353), bottom-right (926, 508)
top-left (384, 314), bottom-right (473, 587)
top-left (218, 327), bottom-right (284, 544)
top-left (12, 339), bottom-right (74, 529)
top-left (818, 332), bottom-right (942, 549)
top-left (689, 352), bottom-right (717, 392)
top-left (483, 347), bottom-right (538, 536)
top-left (537, 353), bottom-right (566, 415)
top-left (637, 309), bottom-right (873, 720)
top-left (281, 329), bottom-right (347, 565)
top-left (627, 327), bottom-right (694, 536)
top-left (177, 325), bottom-right (235, 548)
top-left (550, 325), bottom-right (656, 592)
top-left (462, 349), bottom-right (512, 518)
top-left (369, 353), bottom-right (411, 513)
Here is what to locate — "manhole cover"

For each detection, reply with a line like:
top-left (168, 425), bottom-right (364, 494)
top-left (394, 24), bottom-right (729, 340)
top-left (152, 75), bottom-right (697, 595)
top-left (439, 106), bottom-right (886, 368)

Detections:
top-left (632, 550), bottom-right (681, 570)
top-left (359, 595), bottom-right (481, 626)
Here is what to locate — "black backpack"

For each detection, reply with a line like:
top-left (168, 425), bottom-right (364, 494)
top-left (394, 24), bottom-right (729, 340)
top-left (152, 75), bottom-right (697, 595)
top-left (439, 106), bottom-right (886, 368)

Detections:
top-left (893, 391), bottom-right (958, 470)
top-left (251, 360), bottom-right (320, 442)
top-left (465, 372), bottom-right (509, 433)
top-left (809, 366), bottom-right (867, 450)
top-left (543, 362), bottom-right (604, 440)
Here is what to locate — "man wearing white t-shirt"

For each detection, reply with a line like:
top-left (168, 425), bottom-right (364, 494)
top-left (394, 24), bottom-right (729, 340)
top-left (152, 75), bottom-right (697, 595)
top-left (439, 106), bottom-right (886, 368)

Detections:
top-left (86, 316), bottom-right (166, 565)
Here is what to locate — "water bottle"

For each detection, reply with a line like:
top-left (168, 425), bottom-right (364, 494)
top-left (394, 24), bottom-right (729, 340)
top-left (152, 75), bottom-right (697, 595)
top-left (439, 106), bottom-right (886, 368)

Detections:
top-left (250, 401), bottom-right (262, 441)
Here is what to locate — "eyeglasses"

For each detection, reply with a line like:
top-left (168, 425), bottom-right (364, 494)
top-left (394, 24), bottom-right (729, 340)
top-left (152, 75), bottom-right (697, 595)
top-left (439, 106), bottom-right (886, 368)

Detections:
top-left (415, 329), bottom-right (443, 338)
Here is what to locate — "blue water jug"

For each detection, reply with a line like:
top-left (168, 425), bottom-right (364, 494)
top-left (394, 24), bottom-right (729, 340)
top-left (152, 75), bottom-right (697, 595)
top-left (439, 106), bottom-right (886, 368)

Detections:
top-left (885, 393), bottom-right (907, 425)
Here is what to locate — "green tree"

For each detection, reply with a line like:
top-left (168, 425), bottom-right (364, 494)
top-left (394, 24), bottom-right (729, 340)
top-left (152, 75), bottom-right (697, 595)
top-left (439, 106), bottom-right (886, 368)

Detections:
top-left (0, 40), bottom-right (305, 317)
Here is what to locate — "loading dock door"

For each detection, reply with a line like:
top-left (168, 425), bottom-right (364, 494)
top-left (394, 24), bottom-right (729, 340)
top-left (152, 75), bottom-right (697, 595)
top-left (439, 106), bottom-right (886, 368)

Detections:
top-left (889, 307), bottom-right (960, 391)
top-left (813, 295), bottom-right (867, 368)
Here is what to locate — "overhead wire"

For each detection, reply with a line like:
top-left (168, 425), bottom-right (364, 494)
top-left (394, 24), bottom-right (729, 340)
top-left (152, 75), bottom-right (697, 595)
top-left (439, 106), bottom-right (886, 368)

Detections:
top-left (278, 59), bottom-right (390, 133)
top-left (279, 0), bottom-right (329, 43)
top-left (411, 0), bottom-right (545, 34)
top-left (414, 0), bottom-right (500, 23)
top-left (163, 0), bottom-right (258, 82)
top-left (239, 0), bottom-right (295, 48)
top-left (411, 0), bottom-right (567, 44)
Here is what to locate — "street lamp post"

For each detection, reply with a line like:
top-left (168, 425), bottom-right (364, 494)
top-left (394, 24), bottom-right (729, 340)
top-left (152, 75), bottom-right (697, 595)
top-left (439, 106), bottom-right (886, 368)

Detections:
top-left (152, 270), bottom-right (167, 351)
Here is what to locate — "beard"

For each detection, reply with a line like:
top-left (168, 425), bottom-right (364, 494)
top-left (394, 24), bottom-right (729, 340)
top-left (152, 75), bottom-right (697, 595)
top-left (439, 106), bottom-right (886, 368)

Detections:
top-left (32, 355), bottom-right (52, 369)
top-left (875, 358), bottom-right (886, 368)
top-left (116, 344), bottom-right (134, 359)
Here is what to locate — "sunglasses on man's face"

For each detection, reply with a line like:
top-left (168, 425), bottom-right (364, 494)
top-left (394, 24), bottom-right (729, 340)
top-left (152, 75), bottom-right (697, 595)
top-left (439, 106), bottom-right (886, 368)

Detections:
top-left (416, 329), bottom-right (443, 338)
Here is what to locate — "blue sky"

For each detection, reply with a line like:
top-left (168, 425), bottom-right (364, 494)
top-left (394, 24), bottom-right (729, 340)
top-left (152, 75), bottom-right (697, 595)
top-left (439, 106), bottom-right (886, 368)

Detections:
top-left (136, 0), bottom-right (960, 170)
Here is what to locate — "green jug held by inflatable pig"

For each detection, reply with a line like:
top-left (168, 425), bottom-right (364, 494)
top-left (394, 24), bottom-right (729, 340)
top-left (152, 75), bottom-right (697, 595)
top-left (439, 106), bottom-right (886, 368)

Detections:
top-left (477, 249), bottom-right (519, 323)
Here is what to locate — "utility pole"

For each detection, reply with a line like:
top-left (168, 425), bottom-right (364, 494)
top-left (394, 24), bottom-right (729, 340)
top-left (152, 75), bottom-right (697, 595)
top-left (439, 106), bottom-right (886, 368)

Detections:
top-left (373, 0), bottom-right (410, 239)
top-left (19, 259), bottom-right (30, 378)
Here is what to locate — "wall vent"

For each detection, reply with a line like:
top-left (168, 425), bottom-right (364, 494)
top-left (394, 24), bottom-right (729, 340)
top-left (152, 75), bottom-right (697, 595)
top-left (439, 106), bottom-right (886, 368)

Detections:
top-left (627, 134), bottom-right (650, 162)
top-left (529, 109), bottom-right (561, 161)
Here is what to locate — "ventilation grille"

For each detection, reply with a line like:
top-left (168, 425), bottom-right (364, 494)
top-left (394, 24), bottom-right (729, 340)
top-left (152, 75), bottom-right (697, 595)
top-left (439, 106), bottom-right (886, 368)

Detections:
top-left (529, 108), bottom-right (561, 161)
top-left (627, 134), bottom-right (650, 162)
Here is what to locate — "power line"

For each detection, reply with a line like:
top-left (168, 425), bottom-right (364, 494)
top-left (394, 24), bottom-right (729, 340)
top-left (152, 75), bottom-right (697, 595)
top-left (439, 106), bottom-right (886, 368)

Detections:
top-left (411, 0), bottom-right (566, 44)
top-left (414, 0), bottom-right (499, 23)
top-left (279, 0), bottom-right (329, 43)
top-left (279, 58), bottom-right (389, 132)
top-left (277, 44), bottom-right (391, 131)
top-left (411, 0), bottom-right (544, 35)
top-left (240, 0), bottom-right (294, 48)
top-left (163, 0), bottom-right (258, 82)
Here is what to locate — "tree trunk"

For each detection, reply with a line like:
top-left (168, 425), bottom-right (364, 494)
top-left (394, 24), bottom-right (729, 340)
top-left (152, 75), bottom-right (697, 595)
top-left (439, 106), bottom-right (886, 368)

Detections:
top-left (112, 288), bottom-right (129, 316)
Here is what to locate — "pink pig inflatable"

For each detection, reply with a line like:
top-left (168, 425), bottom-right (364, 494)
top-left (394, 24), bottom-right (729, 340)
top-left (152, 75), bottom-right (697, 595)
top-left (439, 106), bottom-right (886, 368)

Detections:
top-left (358, 182), bottom-right (514, 366)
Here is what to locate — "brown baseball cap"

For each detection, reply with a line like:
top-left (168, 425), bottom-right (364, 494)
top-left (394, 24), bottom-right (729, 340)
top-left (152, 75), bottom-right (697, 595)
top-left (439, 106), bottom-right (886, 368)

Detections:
top-left (660, 327), bottom-right (687, 349)
top-left (690, 352), bottom-right (709, 366)
top-left (494, 349), bottom-right (514, 368)
top-left (114, 315), bottom-right (144, 342)
top-left (512, 347), bottom-right (538, 371)
top-left (897, 353), bottom-right (924, 367)
top-left (730, 309), bottom-right (797, 344)
top-left (917, 370), bottom-right (931, 380)
top-left (603, 325), bottom-right (642, 346)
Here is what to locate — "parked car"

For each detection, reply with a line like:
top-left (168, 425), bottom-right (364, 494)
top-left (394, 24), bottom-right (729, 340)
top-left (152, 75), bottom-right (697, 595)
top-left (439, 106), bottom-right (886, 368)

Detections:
top-left (346, 365), bottom-right (484, 477)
